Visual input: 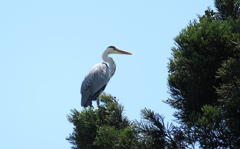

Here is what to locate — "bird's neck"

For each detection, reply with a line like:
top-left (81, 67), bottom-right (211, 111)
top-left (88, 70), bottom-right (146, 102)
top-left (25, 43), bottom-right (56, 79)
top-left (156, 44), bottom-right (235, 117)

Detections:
top-left (102, 52), bottom-right (116, 77)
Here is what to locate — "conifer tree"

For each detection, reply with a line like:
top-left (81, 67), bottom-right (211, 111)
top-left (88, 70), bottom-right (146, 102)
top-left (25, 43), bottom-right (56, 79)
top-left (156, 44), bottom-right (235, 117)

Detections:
top-left (166, 0), bottom-right (240, 147)
top-left (66, 95), bottom-right (186, 148)
top-left (67, 1), bottom-right (240, 148)
top-left (66, 94), bottom-right (139, 149)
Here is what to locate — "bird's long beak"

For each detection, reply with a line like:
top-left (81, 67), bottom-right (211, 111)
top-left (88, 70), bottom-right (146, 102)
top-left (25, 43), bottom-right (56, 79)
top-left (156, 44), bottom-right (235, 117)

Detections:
top-left (116, 49), bottom-right (133, 55)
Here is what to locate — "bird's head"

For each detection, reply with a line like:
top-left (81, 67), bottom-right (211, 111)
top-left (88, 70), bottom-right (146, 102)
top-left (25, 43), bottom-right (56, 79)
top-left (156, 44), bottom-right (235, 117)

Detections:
top-left (106, 46), bottom-right (132, 55)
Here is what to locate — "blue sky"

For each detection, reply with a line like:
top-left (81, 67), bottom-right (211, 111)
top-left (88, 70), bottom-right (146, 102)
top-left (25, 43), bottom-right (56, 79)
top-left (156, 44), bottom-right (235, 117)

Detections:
top-left (1, 1), bottom-right (215, 148)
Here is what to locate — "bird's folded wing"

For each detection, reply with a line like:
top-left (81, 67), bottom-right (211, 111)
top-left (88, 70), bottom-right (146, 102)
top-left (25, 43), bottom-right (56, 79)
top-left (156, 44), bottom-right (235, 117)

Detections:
top-left (81, 63), bottom-right (110, 106)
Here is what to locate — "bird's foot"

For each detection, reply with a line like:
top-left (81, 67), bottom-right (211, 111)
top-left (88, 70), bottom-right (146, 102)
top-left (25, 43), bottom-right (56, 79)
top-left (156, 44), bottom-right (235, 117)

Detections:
top-left (90, 103), bottom-right (94, 109)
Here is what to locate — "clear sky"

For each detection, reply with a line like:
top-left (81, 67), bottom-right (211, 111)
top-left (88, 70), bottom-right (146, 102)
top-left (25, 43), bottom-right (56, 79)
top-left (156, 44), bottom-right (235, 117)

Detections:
top-left (1, 1), bottom-right (215, 149)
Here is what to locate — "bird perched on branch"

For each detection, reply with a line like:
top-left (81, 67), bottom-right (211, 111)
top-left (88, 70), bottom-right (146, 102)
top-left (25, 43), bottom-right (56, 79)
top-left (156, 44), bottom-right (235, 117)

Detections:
top-left (80, 46), bottom-right (132, 108)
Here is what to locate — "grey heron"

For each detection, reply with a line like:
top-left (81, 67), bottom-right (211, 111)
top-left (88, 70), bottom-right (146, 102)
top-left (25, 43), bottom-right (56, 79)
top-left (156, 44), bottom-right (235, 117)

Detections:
top-left (80, 46), bottom-right (132, 108)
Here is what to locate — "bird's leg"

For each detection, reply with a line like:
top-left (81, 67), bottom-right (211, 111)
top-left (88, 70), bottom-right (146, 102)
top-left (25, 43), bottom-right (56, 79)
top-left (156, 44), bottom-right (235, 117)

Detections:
top-left (89, 101), bottom-right (94, 109)
top-left (90, 104), bottom-right (94, 109)
top-left (97, 98), bottom-right (100, 106)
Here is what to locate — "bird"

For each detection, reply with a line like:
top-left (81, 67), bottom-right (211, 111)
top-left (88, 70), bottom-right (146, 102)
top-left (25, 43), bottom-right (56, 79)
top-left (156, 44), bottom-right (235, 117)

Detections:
top-left (80, 46), bottom-right (132, 108)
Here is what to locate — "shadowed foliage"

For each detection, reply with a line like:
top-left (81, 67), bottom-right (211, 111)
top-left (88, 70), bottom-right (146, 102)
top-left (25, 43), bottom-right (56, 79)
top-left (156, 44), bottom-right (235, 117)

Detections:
top-left (166, 0), bottom-right (240, 148)
top-left (66, 94), bottom-right (139, 149)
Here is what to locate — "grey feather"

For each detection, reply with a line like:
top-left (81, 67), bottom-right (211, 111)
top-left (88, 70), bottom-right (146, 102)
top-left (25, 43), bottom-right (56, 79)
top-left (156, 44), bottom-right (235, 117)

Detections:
top-left (81, 62), bottom-right (110, 107)
top-left (80, 45), bottom-right (131, 108)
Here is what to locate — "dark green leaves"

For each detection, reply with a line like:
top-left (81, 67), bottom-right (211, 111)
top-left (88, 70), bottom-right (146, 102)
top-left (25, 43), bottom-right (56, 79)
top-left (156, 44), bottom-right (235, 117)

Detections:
top-left (166, 0), bottom-right (240, 147)
top-left (66, 94), bottom-right (138, 149)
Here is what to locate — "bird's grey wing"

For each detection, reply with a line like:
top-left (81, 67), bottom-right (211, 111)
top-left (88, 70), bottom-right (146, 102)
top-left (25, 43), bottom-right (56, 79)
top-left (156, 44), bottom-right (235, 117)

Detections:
top-left (81, 63), bottom-right (110, 107)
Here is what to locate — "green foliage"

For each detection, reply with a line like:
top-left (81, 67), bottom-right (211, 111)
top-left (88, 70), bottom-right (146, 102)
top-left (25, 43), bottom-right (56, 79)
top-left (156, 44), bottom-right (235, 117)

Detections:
top-left (66, 94), bottom-right (139, 149)
top-left (94, 126), bottom-right (138, 149)
top-left (215, 0), bottom-right (240, 20)
top-left (96, 94), bottom-right (129, 129)
top-left (216, 56), bottom-right (240, 146)
top-left (186, 105), bottom-right (240, 148)
top-left (166, 0), bottom-right (240, 124)
top-left (66, 96), bottom-right (190, 148)
top-left (136, 108), bottom-right (167, 148)
top-left (135, 108), bottom-right (188, 149)
top-left (166, 0), bottom-right (240, 148)
top-left (66, 108), bottom-right (98, 149)
top-left (67, 1), bottom-right (240, 148)
top-left (167, 15), bottom-right (234, 122)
